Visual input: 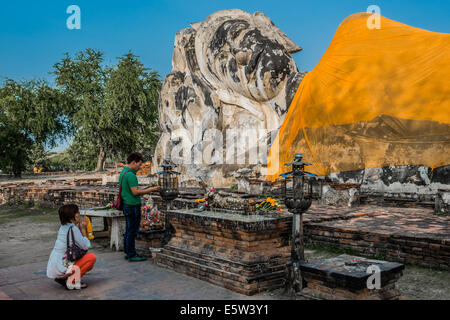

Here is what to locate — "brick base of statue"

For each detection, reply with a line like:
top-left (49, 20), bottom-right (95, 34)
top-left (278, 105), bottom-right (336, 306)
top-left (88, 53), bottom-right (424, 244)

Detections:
top-left (155, 208), bottom-right (293, 296)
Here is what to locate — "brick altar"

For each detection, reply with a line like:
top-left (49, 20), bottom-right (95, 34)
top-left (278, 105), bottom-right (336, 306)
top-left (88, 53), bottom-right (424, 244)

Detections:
top-left (155, 209), bottom-right (293, 295)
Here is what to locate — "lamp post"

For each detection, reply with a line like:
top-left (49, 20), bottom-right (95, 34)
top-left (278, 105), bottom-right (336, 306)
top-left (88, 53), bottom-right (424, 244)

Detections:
top-left (156, 158), bottom-right (180, 244)
top-left (281, 153), bottom-right (317, 294)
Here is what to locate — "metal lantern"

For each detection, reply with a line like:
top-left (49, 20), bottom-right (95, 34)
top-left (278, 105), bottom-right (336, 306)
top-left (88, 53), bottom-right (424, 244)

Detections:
top-left (155, 157), bottom-right (181, 245)
top-left (156, 157), bottom-right (180, 201)
top-left (281, 153), bottom-right (316, 216)
top-left (281, 152), bottom-right (317, 294)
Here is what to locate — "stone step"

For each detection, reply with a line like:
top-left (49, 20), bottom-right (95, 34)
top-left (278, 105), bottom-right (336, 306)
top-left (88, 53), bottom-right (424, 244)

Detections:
top-left (165, 244), bottom-right (289, 269)
top-left (156, 250), bottom-right (285, 295)
top-left (157, 250), bottom-right (277, 283)
top-left (160, 245), bottom-right (287, 277)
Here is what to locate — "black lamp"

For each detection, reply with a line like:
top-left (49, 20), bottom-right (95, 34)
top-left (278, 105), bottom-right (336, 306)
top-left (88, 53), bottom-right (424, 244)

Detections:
top-left (156, 158), bottom-right (180, 244)
top-left (156, 157), bottom-right (180, 201)
top-left (282, 152), bottom-right (315, 217)
top-left (281, 152), bottom-right (317, 294)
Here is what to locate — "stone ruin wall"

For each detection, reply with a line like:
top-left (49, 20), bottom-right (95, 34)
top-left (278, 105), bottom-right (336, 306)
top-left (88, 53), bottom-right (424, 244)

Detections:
top-left (320, 165), bottom-right (449, 210)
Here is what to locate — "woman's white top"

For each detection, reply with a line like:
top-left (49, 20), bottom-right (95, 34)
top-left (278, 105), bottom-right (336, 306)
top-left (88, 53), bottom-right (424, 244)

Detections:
top-left (46, 223), bottom-right (91, 279)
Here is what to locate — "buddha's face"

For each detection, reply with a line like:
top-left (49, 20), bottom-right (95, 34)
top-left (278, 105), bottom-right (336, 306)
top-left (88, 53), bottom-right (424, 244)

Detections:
top-left (205, 19), bottom-right (298, 102)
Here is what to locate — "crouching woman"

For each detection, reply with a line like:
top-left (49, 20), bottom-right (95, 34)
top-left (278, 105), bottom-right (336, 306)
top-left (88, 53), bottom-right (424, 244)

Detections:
top-left (47, 204), bottom-right (96, 289)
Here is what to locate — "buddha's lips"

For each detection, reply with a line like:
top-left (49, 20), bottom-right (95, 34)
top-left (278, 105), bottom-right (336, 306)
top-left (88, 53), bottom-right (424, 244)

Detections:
top-left (245, 48), bottom-right (264, 83)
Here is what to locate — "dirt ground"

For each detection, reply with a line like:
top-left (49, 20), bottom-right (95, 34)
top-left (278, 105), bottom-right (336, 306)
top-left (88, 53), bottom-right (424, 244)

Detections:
top-left (0, 204), bottom-right (449, 300)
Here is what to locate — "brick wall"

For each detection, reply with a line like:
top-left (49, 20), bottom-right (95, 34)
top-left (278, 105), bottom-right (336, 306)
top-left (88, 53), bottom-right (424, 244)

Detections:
top-left (0, 185), bottom-right (116, 208)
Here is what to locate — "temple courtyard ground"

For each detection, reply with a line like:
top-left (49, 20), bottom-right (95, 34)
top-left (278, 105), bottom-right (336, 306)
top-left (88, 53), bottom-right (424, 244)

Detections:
top-left (0, 205), bottom-right (449, 300)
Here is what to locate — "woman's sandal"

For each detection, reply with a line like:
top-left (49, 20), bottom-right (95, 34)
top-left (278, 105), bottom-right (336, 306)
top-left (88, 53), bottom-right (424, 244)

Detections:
top-left (54, 278), bottom-right (67, 288)
top-left (63, 280), bottom-right (88, 290)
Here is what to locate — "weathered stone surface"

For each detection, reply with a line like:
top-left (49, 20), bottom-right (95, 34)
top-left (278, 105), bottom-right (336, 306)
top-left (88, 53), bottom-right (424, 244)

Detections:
top-left (298, 255), bottom-right (405, 299)
top-left (435, 190), bottom-right (450, 215)
top-left (154, 9), bottom-right (305, 186)
top-left (323, 165), bottom-right (449, 207)
top-left (320, 185), bottom-right (360, 207)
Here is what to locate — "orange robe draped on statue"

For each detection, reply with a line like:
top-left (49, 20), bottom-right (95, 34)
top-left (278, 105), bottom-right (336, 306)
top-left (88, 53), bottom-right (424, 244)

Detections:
top-left (267, 13), bottom-right (450, 181)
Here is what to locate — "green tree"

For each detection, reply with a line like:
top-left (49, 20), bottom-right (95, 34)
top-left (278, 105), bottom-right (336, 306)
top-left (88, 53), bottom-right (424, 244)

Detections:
top-left (0, 124), bottom-right (32, 177)
top-left (65, 134), bottom-right (100, 171)
top-left (27, 143), bottom-right (55, 171)
top-left (103, 52), bottom-right (161, 162)
top-left (0, 79), bottom-right (71, 177)
top-left (48, 150), bottom-right (72, 172)
top-left (52, 48), bottom-right (108, 171)
top-left (53, 49), bottom-right (161, 171)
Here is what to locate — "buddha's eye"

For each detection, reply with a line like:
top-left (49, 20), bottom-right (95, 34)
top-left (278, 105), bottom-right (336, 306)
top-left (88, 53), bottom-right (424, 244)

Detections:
top-left (234, 49), bottom-right (252, 66)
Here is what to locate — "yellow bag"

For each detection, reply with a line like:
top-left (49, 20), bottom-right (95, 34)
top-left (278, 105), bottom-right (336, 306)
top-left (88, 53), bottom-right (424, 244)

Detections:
top-left (86, 217), bottom-right (94, 240)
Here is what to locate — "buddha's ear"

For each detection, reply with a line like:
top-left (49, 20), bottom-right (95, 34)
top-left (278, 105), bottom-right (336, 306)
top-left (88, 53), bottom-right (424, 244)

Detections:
top-left (190, 22), bottom-right (201, 31)
top-left (253, 11), bottom-right (302, 54)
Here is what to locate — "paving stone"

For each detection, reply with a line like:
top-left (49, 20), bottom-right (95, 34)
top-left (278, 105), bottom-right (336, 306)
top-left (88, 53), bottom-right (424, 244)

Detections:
top-left (0, 250), bottom-right (275, 300)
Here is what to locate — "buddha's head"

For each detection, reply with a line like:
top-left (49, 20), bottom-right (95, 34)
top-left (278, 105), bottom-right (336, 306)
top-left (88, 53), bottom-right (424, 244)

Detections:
top-left (194, 9), bottom-right (302, 104)
top-left (154, 9), bottom-right (305, 186)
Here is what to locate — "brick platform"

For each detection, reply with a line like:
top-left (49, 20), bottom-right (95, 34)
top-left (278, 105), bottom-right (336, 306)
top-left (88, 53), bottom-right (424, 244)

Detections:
top-left (156, 209), bottom-right (293, 295)
top-left (304, 205), bottom-right (450, 270)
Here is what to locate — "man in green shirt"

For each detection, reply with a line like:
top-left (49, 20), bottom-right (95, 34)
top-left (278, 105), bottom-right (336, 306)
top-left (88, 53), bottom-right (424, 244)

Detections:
top-left (120, 152), bottom-right (160, 262)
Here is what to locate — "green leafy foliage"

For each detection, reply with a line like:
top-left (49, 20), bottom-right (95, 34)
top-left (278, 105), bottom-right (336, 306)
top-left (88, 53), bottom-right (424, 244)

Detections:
top-left (52, 49), bottom-right (108, 170)
top-left (26, 144), bottom-right (55, 171)
top-left (52, 49), bottom-right (162, 170)
top-left (64, 135), bottom-right (99, 171)
top-left (0, 124), bottom-right (32, 177)
top-left (0, 49), bottom-right (161, 175)
top-left (0, 79), bottom-right (72, 177)
top-left (47, 150), bottom-right (72, 172)
top-left (104, 52), bottom-right (161, 160)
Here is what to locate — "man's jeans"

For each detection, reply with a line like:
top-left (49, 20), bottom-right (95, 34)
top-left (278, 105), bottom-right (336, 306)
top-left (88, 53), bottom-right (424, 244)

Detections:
top-left (123, 204), bottom-right (141, 258)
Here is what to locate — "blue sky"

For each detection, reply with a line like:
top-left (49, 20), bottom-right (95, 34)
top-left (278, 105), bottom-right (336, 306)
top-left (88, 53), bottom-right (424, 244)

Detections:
top-left (0, 0), bottom-right (449, 150)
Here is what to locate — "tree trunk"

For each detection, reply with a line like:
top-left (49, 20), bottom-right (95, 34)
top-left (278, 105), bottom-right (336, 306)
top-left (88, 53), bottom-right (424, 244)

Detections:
top-left (95, 146), bottom-right (106, 172)
top-left (12, 162), bottom-right (22, 178)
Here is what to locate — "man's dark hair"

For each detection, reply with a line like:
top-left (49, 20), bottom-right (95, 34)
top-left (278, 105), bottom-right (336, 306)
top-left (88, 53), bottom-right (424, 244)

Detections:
top-left (127, 152), bottom-right (144, 164)
top-left (59, 204), bottom-right (79, 225)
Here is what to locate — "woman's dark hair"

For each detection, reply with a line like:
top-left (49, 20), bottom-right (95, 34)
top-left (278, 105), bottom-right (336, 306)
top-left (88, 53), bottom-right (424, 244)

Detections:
top-left (127, 152), bottom-right (144, 164)
top-left (59, 204), bottom-right (79, 225)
